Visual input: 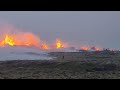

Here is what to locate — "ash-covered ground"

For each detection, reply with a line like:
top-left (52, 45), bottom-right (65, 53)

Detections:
top-left (0, 49), bottom-right (120, 79)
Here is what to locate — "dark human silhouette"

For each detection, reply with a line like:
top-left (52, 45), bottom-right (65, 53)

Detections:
top-left (62, 56), bottom-right (64, 59)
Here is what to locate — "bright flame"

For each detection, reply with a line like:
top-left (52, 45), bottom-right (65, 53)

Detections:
top-left (0, 32), bottom-right (40, 47)
top-left (0, 25), bottom-right (106, 51)
top-left (1, 35), bottom-right (15, 46)
top-left (56, 38), bottom-right (64, 49)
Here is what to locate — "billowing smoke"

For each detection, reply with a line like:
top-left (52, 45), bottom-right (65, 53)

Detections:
top-left (0, 24), bottom-right (41, 47)
top-left (0, 24), bottom-right (115, 61)
top-left (0, 24), bottom-right (54, 61)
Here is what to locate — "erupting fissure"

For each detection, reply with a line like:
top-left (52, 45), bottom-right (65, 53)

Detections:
top-left (0, 29), bottom-right (102, 51)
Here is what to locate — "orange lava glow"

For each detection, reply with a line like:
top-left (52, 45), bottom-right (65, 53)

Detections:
top-left (41, 42), bottom-right (49, 49)
top-left (0, 32), bottom-right (40, 47)
top-left (0, 25), bottom-right (105, 51)
top-left (80, 46), bottom-right (102, 51)
top-left (55, 38), bottom-right (64, 49)
top-left (80, 46), bottom-right (90, 51)
top-left (94, 47), bottom-right (101, 51)
top-left (91, 46), bottom-right (102, 51)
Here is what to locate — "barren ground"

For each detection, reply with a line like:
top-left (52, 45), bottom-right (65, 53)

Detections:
top-left (0, 51), bottom-right (120, 79)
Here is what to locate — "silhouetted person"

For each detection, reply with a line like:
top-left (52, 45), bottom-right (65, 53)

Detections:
top-left (62, 55), bottom-right (64, 59)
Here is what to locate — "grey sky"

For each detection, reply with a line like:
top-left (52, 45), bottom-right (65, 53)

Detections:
top-left (0, 11), bottom-right (120, 49)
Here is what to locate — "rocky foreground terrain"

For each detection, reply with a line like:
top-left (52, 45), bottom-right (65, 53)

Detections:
top-left (0, 51), bottom-right (120, 79)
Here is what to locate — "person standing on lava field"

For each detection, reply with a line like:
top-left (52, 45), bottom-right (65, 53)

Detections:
top-left (62, 55), bottom-right (64, 59)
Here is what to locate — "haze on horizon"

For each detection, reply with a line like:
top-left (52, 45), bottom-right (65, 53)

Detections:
top-left (0, 11), bottom-right (119, 50)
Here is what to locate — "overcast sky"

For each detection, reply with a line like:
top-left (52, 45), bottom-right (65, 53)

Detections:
top-left (0, 11), bottom-right (120, 49)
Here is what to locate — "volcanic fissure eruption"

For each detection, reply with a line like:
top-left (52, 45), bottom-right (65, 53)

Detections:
top-left (0, 32), bottom-right (68, 50)
top-left (0, 30), bottom-right (103, 51)
top-left (0, 25), bottom-right (104, 51)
